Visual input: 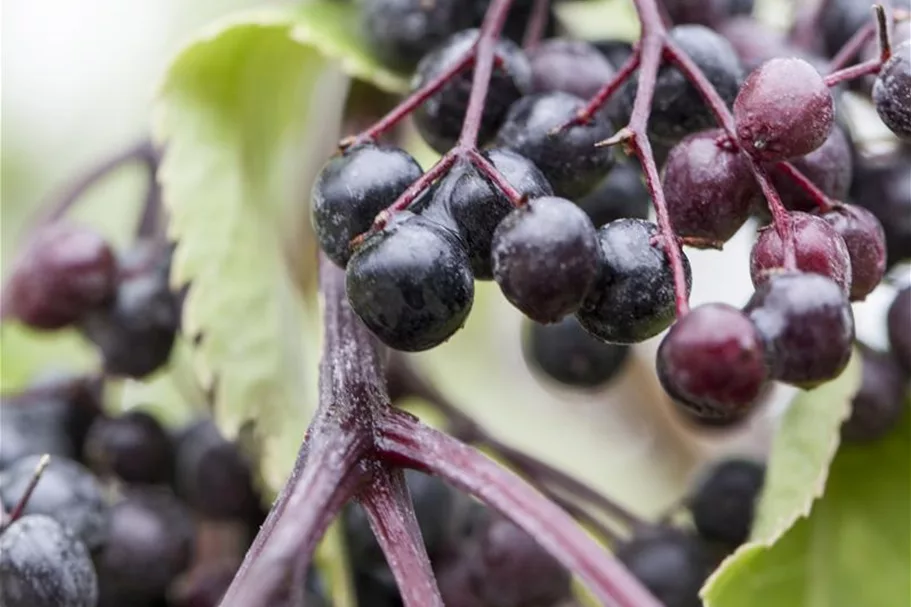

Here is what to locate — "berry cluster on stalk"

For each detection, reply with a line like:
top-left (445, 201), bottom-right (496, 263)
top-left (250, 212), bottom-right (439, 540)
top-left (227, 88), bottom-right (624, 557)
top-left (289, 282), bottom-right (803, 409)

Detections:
top-left (3, 0), bottom-right (910, 606)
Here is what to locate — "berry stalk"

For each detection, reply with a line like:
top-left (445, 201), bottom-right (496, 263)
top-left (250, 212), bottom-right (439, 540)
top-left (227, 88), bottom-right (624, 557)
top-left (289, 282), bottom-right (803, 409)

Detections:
top-left (377, 411), bottom-right (662, 607)
top-left (359, 468), bottom-right (444, 606)
top-left (775, 161), bottom-right (836, 212)
top-left (522, 0), bottom-right (551, 50)
top-left (457, 0), bottom-right (517, 148)
top-left (0, 454), bottom-right (51, 531)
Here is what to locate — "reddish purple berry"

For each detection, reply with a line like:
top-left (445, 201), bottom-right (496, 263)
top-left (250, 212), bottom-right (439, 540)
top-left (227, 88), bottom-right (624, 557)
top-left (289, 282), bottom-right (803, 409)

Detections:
top-left (734, 58), bottom-right (834, 162)
top-left (821, 204), bottom-right (887, 301)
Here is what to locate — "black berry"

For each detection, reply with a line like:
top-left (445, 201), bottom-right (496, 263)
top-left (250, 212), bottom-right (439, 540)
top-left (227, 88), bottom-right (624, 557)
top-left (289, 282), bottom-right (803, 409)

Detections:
top-left (690, 458), bottom-right (765, 547)
top-left (842, 345), bottom-right (909, 442)
top-left (84, 410), bottom-right (174, 485)
top-left (347, 212), bottom-right (474, 351)
top-left (873, 40), bottom-right (911, 140)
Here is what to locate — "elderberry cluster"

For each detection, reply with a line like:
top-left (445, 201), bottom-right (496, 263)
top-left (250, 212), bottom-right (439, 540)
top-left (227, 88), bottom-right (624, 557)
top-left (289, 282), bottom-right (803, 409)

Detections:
top-left (4, 224), bottom-right (180, 380)
top-left (0, 376), bottom-right (323, 607)
top-left (314, 0), bottom-right (910, 431)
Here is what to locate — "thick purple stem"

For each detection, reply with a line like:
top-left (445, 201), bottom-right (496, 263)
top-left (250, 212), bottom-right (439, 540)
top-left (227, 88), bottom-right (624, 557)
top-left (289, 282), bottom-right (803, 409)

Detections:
top-left (359, 468), bottom-right (444, 606)
top-left (378, 411), bottom-right (661, 607)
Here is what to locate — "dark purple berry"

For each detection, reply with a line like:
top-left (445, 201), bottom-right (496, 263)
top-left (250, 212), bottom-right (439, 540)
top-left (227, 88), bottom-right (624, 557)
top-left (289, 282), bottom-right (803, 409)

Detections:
top-left (577, 157), bottom-right (651, 227)
top-left (528, 38), bottom-right (615, 100)
top-left (658, 304), bottom-right (768, 421)
top-left (80, 242), bottom-right (180, 379)
top-left (821, 0), bottom-right (908, 57)
top-left (360, 0), bottom-right (476, 69)
top-left (662, 0), bottom-right (755, 26)
top-left (0, 375), bottom-right (102, 470)
top-left (468, 513), bottom-right (571, 607)
top-left (522, 316), bottom-right (630, 389)
top-left (851, 150), bottom-right (911, 267)
top-left (96, 488), bottom-right (194, 601)
top-left (423, 149), bottom-right (552, 279)
top-left (769, 125), bottom-right (853, 212)
top-left (745, 272), bottom-right (855, 387)
top-left (616, 25), bottom-right (744, 145)
top-left (84, 410), bottom-right (174, 485)
top-left (496, 91), bottom-right (615, 198)
top-left (616, 526), bottom-right (713, 607)
top-left (577, 219), bottom-right (692, 344)
top-left (491, 197), bottom-right (599, 323)
top-left (4, 222), bottom-right (117, 330)
top-left (842, 346), bottom-right (909, 442)
top-left (0, 514), bottom-right (98, 607)
top-left (174, 419), bottom-right (259, 520)
top-left (822, 204), bottom-right (887, 301)
top-left (734, 58), bottom-right (834, 162)
top-left (0, 455), bottom-right (109, 550)
top-left (873, 40), bottom-right (911, 140)
top-left (413, 29), bottom-right (531, 154)
top-left (662, 129), bottom-right (758, 247)
top-left (888, 286), bottom-right (911, 373)
top-left (347, 212), bottom-right (474, 351)
top-left (311, 144), bottom-right (423, 267)
top-left (690, 458), bottom-right (765, 547)
top-left (750, 212), bottom-right (853, 295)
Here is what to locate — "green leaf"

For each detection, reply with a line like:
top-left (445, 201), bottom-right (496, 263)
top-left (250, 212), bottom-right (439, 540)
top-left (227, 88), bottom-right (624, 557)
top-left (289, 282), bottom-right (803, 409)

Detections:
top-left (704, 355), bottom-right (911, 607)
top-left (0, 323), bottom-right (98, 392)
top-left (154, 1), bottom-right (403, 492)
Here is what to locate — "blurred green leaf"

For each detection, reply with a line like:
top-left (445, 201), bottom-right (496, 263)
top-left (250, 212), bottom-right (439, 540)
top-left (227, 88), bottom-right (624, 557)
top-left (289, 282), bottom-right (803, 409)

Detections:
top-left (555, 0), bottom-right (640, 42)
top-left (704, 354), bottom-right (911, 606)
top-left (0, 323), bottom-right (98, 392)
top-left (154, 5), bottom-right (368, 492)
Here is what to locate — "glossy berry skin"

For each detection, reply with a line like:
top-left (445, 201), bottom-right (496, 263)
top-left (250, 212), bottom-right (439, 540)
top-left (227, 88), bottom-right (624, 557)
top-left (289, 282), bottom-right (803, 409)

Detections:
top-left (662, 129), bottom-right (758, 247)
top-left (496, 91), bottom-right (615, 198)
top-left (842, 346), bottom-right (909, 442)
top-left (690, 459), bottom-right (765, 547)
top-left (347, 212), bottom-right (474, 351)
top-left (851, 150), bottom-right (911, 266)
top-left (96, 488), bottom-right (194, 600)
top-left (0, 514), bottom-right (98, 607)
top-left (750, 212), bottom-right (853, 295)
top-left (770, 125), bottom-right (853, 213)
top-left (734, 58), bottom-right (834, 162)
top-left (873, 40), bottom-right (911, 140)
top-left (0, 455), bottom-right (109, 551)
top-left (888, 287), bottom-right (911, 373)
top-left (80, 242), bottom-right (180, 379)
top-left (4, 222), bottom-right (117, 330)
top-left (577, 219), bottom-right (692, 344)
top-left (423, 149), bottom-right (553, 279)
top-left (745, 272), bottom-right (855, 387)
top-left (577, 157), bottom-right (651, 227)
top-left (413, 29), bottom-right (531, 154)
top-left (528, 38), bottom-right (615, 100)
top-left (491, 197), bottom-right (600, 323)
top-left (359, 0), bottom-right (475, 70)
top-left (821, 204), bottom-right (887, 301)
top-left (615, 526), bottom-right (712, 607)
top-left (312, 144), bottom-right (423, 267)
top-left (174, 419), bottom-right (259, 520)
top-left (658, 304), bottom-right (768, 421)
top-left (616, 26), bottom-right (744, 145)
top-left (522, 316), bottom-right (630, 389)
top-left (84, 410), bottom-right (174, 485)
top-left (0, 375), bottom-right (101, 470)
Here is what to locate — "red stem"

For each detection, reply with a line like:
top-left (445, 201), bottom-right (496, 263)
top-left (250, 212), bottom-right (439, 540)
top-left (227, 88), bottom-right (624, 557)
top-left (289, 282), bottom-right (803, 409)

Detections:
top-left (457, 0), bottom-right (516, 148)
top-left (522, 0), bottom-right (551, 51)
top-left (824, 58), bottom-right (883, 86)
top-left (343, 52), bottom-right (477, 148)
top-left (623, 31), bottom-right (691, 315)
top-left (359, 468), bottom-right (444, 607)
top-left (774, 161), bottom-right (836, 212)
top-left (368, 152), bottom-right (458, 231)
top-left (378, 411), bottom-right (662, 607)
top-left (663, 41), bottom-right (736, 136)
top-left (467, 149), bottom-right (525, 205)
top-left (1, 455), bottom-right (50, 531)
top-left (575, 50), bottom-right (642, 125)
top-left (748, 159), bottom-right (797, 268)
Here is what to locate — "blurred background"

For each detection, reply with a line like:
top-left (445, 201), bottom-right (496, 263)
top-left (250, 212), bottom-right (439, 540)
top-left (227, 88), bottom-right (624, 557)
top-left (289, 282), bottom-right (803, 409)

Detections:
top-left (1, 0), bottom-right (896, 518)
